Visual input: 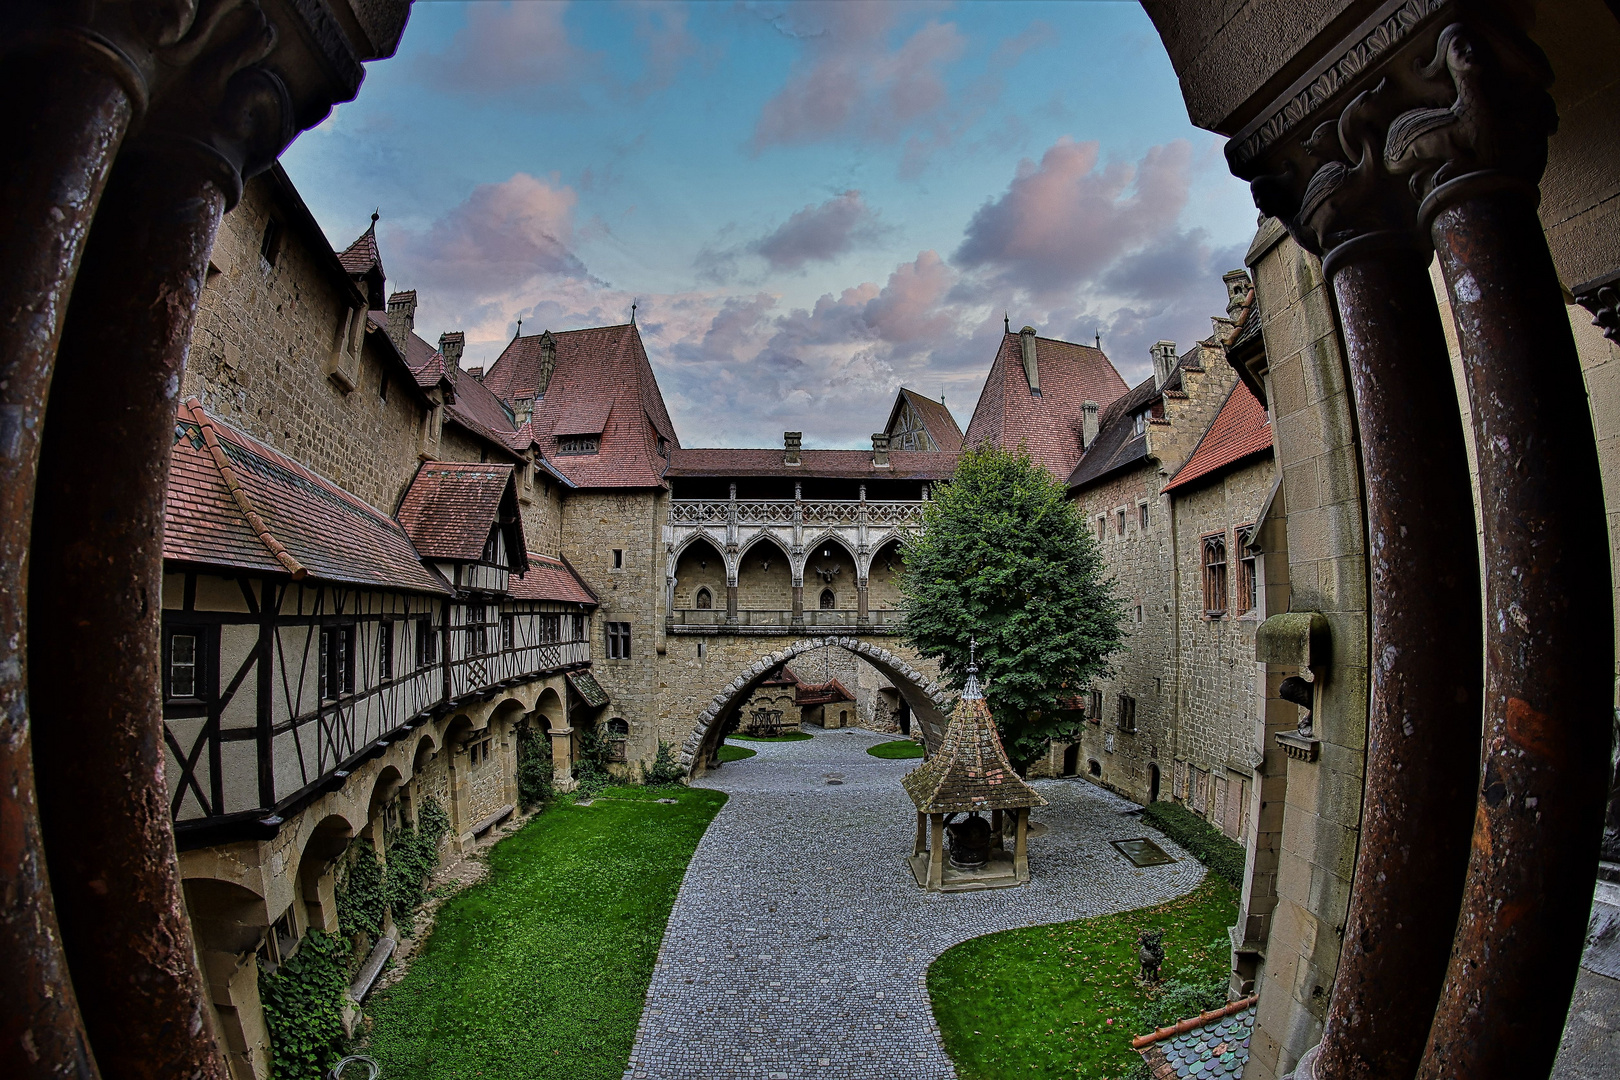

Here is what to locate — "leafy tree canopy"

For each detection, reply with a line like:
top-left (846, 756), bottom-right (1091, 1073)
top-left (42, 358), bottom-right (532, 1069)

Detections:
top-left (900, 444), bottom-right (1124, 771)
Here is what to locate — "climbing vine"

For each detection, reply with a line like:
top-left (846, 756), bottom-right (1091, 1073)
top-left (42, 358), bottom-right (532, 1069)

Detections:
top-left (335, 839), bottom-right (386, 941)
top-left (572, 724), bottom-right (617, 795)
top-left (259, 928), bottom-right (350, 1080)
top-left (516, 723), bottom-right (554, 810)
top-left (384, 796), bottom-right (450, 935)
top-left (643, 739), bottom-right (686, 785)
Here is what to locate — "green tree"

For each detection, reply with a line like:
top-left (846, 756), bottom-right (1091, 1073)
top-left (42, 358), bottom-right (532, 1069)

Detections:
top-left (900, 444), bottom-right (1125, 772)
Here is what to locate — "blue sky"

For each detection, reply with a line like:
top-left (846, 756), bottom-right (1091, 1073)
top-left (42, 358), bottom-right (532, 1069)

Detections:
top-left (284, 1), bottom-right (1258, 447)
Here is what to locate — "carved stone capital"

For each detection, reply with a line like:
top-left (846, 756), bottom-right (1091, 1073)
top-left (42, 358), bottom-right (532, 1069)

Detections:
top-left (1574, 270), bottom-right (1620, 346)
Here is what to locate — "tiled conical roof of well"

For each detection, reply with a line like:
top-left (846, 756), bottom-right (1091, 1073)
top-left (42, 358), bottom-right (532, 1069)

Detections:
top-left (902, 696), bottom-right (1047, 813)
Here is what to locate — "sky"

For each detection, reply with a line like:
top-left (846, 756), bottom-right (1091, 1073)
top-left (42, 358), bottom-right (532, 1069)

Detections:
top-left (283, 0), bottom-right (1259, 448)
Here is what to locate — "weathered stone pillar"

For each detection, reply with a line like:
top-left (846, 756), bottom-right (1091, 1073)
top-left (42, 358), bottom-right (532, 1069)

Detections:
top-left (726, 581), bottom-right (739, 623)
top-left (791, 583), bottom-right (804, 625)
top-left (1392, 25), bottom-right (1613, 1078)
top-left (550, 726), bottom-right (577, 792)
top-left (856, 579), bottom-right (870, 624)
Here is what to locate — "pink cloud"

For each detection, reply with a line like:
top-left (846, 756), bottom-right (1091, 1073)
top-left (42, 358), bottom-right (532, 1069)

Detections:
top-left (417, 1), bottom-right (595, 100)
top-left (750, 3), bottom-right (965, 151)
top-left (954, 138), bottom-right (1194, 295)
top-left (754, 191), bottom-right (883, 270)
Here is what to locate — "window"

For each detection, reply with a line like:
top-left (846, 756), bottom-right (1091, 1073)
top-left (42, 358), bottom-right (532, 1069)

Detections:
top-left (378, 622), bottom-right (394, 681)
top-left (1096, 517), bottom-right (1106, 541)
top-left (571, 612), bottom-right (587, 641)
top-left (1116, 508), bottom-right (1126, 536)
top-left (612, 548), bottom-right (624, 569)
top-left (1118, 694), bottom-right (1137, 733)
top-left (1133, 411), bottom-right (1146, 436)
top-left (259, 218), bottom-right (283, 266)
top-left (1237, 528), bottom-right (1259, 614)
top-left (540, 613), bottom-right (561, 643)
top-left (467, 730), bottom-right (494, 767)
top-left (1202, 533), bottom-right (1228, 618)
top-left (606, 621), bottom-right (631, 659)
top-left (606, 718), bottom-right (629, 763)
top-left (500, 613), bottom-right (515, 651)
top-left (465, 604), bottom-right (488, 655)
top-left (696, 640), bottom-right (706, 660)
top-left (1088, 689), bottom-right (1103, 724)
top-left (558, 435), bottom-right (600, 455)
top-left (819, 588), bottom-right (835, 610)
top-left (166, 629), bottom-right (205, 701)
top-left (415, 617), bottom-right (438, 667)
top-left (320, 624), bottom-right (356, 700)
top-left (695, 587), bottom-right (712, 609)
top-left (1139, 502), bottom-right (1149, 529)
top-left (1135, 604), bottom-right (1143, 623)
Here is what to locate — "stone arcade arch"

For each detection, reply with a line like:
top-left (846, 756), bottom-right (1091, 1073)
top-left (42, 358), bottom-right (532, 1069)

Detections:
top-left (680, 637), bottom-right (956, 777)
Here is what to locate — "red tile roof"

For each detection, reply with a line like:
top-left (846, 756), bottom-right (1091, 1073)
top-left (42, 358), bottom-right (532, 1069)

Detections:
top-left (666, 447), bottom-right (958, 479)
top-left (964, 332), bottom-right (1129, 479)
top-left (887, 388), bottom-right (965, 452)
top-left (166, 402), bottom-right (450, 594)
top-left (337, 219), bottom-right (381, 278)
top-left (483, 323), bottom-right (679, 489)
top-left (794, 677), bottom-right (856, 707)
top-left (395, 461), bottom-right (528, 570)
top-left (1162, 381), bottom-right (1273, 493)
top-left (507, 553), bottom-right (598, 605)
top-left (400, 331), bottom-right (536, 456)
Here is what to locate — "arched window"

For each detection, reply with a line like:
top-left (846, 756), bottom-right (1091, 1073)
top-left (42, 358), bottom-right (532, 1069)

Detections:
top-left (695, 587), bottom-right (712, 609)
top-left (819, 588), bottom-right (835, 609)
top-left (1202, 533), bottom-right (1228, 617)
top-left (606, 717), bottom-right (629, 763)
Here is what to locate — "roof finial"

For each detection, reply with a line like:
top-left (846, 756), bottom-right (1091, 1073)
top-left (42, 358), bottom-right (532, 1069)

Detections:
top-left (631, 299), bottom-right (638, 325)
top-left (371, 209), bottom-right (380, 228)
top-left (963, 635), bottom-right (982, 701)
top-left (515, 317), bottom-right (522, 338)
top-left (1095, 329), bottom-right (1101, 351)
top-left (1004, 312), bottom-right (1010, 334)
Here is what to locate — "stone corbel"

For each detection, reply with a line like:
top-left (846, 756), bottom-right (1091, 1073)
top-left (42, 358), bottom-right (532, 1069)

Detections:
top-left (1574, 269), bottom-right (1620, 345)
top-left (1256, 612), bottom-right (1330, 761)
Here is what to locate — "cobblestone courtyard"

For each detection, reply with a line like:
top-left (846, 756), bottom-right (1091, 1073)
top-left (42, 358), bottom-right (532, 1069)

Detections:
top-left (623, 728), bottom-right (1207, 1080)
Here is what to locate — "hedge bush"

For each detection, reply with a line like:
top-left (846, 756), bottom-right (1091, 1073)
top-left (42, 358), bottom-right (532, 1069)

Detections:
top-left (643, 739), bottom-right (687, 784)
top-left (259, 928), bottom-right (351, 1080)
top-left (515, 723), bottom-right (553, 810)
top-left (1140, 801), bottom-right (1246, 888)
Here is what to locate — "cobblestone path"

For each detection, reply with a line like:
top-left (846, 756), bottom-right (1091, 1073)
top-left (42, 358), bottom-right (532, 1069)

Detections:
top-left (624, 728), bottom-right (1206, 1080)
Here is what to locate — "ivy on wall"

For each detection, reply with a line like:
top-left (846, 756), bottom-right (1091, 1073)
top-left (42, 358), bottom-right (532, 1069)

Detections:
top-left (336, 840), bottom-right (387, 942)
top-left (259, 929), bottom-right (350, 1080)
top-left (572, 724), bottom-right (616, 795)
top-left (516, 723), bottom-right (553, 810)
top-left (385, 796), bottom-right (450, 935)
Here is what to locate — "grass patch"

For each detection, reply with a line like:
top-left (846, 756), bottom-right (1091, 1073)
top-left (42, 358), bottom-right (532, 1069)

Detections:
top-left (728, 731), bottom-right (812, 742)
top-left (1139, 802), bottom-right (1246, 889)
top-left (928, 874), bottom-right (1237, 1080)
top-left (867, 739), bottom-right (925, 759)
top-left (361, 784), bottom-right (727, 1080)
top-left (717, 743), bottom-right (756, 762)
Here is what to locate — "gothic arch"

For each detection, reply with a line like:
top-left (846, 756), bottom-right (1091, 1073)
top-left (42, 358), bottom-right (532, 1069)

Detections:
top-left (680, 637), bottom-right (955, 777)
top-left (737, 531), bottom-right (790, 562)
top-left (671, 530), bottom-right (724, 566)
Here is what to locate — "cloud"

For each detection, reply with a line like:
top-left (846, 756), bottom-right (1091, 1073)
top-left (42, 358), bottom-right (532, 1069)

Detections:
top-left (753, 191), bottom-right (883, 271)
top-left (416, 2), bottom-right (595, 100)
top-left (749, 3), bottom-right (965, 151)
top-left (622, 1), bottom-right (706, 99)
top-left (954, 139), bottom-right (1193, 296)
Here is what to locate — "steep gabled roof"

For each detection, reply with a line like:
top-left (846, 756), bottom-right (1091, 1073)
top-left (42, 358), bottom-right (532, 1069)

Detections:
top-left (484, 323), bottom-right (678, 489)
top-left (401, 332), bottom-right (536, 456)
top-left (166, 401), bottom-right (450, 594)
top-left (964, 332), bottom-right (1129, 479)
top-left (665, 447), bottom-right (958, 480)
top-left (337, 216), bottom-right (382, 278)
top-left (886, 388), bottom-right (965, 452)
top-left (1162, 381), bottom-right (1273, 494)
top-left (1066, 342), bottom-right (1210, 492)
top-left (395, 461), bottom-right (528, 572)
top-left (507, 553), bottom-right (597, 605)
top-left (795, 677), bottom-right (856, 708)
top-left (902, 695), bottom-right (1047, 813)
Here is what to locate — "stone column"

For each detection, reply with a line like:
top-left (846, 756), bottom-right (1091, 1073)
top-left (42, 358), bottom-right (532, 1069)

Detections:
top-left (856, 578), bottom-right (870, 625)
top-left (549, 726), bottom-right (577, 792)
top-left (1390, 25), bottom-right (1612, 1079)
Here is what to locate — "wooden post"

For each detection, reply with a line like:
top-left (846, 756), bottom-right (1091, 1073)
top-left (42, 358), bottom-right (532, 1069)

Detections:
top-left (1014, 808), bottom-right (1029, 881)
top-left (914, 812), bottom-right (927, 858)
top-left (929, 813), bottom-right (945, 890)
top-left (991, 808), bottom-right (1004, 851)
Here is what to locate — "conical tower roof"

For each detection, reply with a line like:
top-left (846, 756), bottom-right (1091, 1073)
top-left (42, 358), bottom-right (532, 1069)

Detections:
top-left (902, 694), bottom-right (1047, 814)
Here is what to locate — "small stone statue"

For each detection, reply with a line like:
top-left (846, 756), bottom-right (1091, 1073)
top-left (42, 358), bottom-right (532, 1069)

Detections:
top-left (1138, 930), bottom-right (1165, 984)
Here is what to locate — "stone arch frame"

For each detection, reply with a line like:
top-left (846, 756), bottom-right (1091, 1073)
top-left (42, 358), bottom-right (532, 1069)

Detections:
top-left (737, 530), bottom-right (791, 565)
top-left (801, 531), bottom-right (860, 594)
top-left (669, 532), bottom-right (726, 605)
top-left (294, 812), bottom-right (357, 936)
top-left (363, 764), bottom-right (405, 842)
top-left (681, 637), bottom-right (956, 776)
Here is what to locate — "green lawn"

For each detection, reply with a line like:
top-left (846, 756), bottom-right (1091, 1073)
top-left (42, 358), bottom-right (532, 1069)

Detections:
top-left (928, 874), bottom-right (1237, 1080)
top-left (717, 743), bottom-right (756, 762)
top-left (361, 785), bottom-right (727, 1080)
top-left (867, 739), bottom-right (926, 759)
top-left (728, 731), bottom-right (812, 742)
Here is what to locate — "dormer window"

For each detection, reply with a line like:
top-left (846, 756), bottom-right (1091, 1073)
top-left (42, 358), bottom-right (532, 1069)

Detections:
top-left (1133, 411), bottom-right (1147, 436)
top-left (558, 435), bottom-right (599, 455)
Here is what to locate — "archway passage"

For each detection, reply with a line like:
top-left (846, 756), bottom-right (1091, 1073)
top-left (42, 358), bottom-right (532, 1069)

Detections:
top-left (681, 637), bottom-right (955, 777)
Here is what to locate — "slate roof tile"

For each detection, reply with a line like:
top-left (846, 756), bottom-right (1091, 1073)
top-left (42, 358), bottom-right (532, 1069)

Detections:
top-left (507, 553), bottom-right (598, 605)
top-left (1162, 382), bottom-right (1272, 494)
top-left (395, 461), bottom-right (526, 565)
top-left (902, 696), bottom-right (1047, 813)
top-left (889, 388), bottom-right (965, 452)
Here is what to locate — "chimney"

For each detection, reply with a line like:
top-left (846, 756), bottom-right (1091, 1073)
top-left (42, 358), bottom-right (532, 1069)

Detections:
top-left (872, 432), bottom-right (891, 468)
top-left (1019, 326), bottom-right (1040, 394)
top-left (537, 331), bottom-right (557, 398)
top-left (1151, 340), bottom-right (1178, 390)
top-left (784, 431), bottom-right (802, 466)
top-left (1223, 269), bottom-right (1253, 319)
top-left (438, 330), bottom-right (465, 367)
top-left (466, 365), bottom-right (484, 381)
top-left (1082, 400), bottom-right (1099, 449)
top-left (386, 290), bottom-right (416, 353)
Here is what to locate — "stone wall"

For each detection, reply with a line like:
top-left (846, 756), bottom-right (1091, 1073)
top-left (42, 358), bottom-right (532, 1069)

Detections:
top-left (188, 175), bottom-right (429, 517)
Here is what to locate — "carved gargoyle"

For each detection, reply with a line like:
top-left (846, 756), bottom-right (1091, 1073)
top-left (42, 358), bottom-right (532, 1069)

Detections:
top-left (814, 563), bottom-right (841, 584)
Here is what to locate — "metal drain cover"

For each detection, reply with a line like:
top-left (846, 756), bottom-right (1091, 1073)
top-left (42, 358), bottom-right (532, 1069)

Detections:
top-left (1110, 837), bottom-right (1177, 867)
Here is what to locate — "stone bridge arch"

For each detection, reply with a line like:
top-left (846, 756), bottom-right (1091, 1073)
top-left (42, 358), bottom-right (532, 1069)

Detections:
top-left (680, 637), bottom-right (956, 777)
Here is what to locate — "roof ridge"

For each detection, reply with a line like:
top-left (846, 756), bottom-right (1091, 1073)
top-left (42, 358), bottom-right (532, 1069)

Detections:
top-left (183, 399), bottom-right (308, 581)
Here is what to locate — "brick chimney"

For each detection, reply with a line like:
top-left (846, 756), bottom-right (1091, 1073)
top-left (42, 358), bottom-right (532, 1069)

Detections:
top-left (537, 331), bottom-right (557, 398)
top-left (1151, 340), bottom-right (1178, 390)
top-left (1019, 326), bottom-right (1040, 394)
top-left (386, 290), bottom-right (416, 353)
top-left (1223, 269), bottom-right (1253, 319)
top-left (1082, 400), bottom-right (1099, 449)
top-left (466, 366), bottom-right (484, 381)
top-left (872, 432), bottom-right (891, 468)
top-left (438, 330), bottom-right (464, 367)
top-left (784, 431), bottom-right (802, 466)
